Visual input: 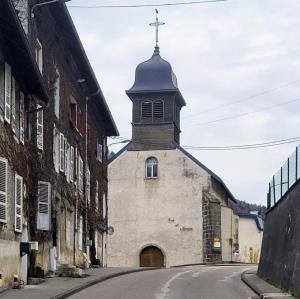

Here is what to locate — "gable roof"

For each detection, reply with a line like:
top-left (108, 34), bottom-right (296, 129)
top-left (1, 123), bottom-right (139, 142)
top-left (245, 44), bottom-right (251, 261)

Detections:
top-left (238, 212), bottom-right (264, 231)
top-left (1, 0), bottom-right (49, 102)
top-left (177, 145), bottom-right (236, 202)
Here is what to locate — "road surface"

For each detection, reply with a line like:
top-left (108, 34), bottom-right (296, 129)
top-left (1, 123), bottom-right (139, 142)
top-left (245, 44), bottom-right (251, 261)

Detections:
top-left (69, 265), bottom-right (257, 299)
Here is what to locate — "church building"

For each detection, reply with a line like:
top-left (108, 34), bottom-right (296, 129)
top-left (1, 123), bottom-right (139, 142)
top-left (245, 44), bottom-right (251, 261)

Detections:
top-left (107, 18), bottom-right (238, 267)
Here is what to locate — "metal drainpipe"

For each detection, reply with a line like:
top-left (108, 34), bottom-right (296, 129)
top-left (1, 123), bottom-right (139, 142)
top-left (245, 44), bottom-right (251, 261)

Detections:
top-left (85, 96), bottom-right (88, 254)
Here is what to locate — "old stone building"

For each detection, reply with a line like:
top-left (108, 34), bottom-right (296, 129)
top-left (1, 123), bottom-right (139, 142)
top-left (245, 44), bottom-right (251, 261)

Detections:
top-left (107, 44), bottom-right (238, 267)
top-left (0, 0), bottom-right (118, 287)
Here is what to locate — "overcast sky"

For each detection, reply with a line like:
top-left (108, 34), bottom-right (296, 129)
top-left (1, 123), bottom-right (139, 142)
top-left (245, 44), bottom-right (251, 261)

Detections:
top-left (68, 0), bottom-right (300, 206)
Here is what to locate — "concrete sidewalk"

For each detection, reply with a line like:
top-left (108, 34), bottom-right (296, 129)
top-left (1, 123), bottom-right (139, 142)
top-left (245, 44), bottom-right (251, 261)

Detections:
top-left (242, 269), bottom-right (295, 299)
top-left (0, 267), bottom-right (156, 299)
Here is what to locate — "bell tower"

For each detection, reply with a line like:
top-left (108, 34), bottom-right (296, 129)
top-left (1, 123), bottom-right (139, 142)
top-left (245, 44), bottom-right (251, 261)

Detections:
top-left (126, 11), bottom-right (186, 150)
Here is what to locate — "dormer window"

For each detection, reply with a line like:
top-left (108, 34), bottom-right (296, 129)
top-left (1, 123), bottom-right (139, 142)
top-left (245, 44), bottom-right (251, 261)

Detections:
top-left (146, 157), bottom-right (158, 178)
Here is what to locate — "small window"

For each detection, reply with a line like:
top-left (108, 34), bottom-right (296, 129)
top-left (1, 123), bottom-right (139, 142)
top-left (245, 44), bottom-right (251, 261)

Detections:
top-left (153, 100), bottom-right (164, 119)
top-left (35, 39), bottom-right (43, 73)
top-left (146, 157), bottom-right (158, 178)
top-left (141, 101), bottom-right (152, 119)
top-left (69, 96), bottom-right (77, 127)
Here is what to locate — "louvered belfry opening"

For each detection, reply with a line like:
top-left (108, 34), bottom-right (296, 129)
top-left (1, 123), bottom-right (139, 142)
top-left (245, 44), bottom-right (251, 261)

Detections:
top-left (153, 100), bottom-right (163, 120)
top-left (141, 100), bottom-right (153, 119)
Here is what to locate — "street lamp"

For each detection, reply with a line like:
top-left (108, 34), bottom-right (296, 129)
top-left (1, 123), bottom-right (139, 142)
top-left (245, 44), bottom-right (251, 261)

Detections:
top-left (31, 0), bottom-right (71, 19)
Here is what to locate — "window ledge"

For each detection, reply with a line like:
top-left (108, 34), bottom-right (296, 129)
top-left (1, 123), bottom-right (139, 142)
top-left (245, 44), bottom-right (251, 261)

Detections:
top-left (145, 177), bottom-right (159, 180)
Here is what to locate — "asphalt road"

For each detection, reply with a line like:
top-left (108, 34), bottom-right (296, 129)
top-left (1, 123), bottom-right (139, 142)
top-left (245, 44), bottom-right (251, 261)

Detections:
top-left (69, 265), bottom-right (257, 299)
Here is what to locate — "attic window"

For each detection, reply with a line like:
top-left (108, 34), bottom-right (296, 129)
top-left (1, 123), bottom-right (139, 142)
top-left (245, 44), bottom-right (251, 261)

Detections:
top-left (153, 100), bottom-right (164, 119)
top-left (141, 101), bottom-right (152, 119)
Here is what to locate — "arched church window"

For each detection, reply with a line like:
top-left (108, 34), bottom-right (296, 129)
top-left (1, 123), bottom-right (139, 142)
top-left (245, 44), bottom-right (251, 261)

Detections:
top-left (153, 100), bottom-right (164, 120)
top-left (141, 101), bottom-right (152, 119)
top-left (146, 157), bottom-right (158, 178)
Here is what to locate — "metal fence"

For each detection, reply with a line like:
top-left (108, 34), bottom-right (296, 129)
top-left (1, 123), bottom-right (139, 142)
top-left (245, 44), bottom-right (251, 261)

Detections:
top-left (268, 146), bottom-right (300, 209)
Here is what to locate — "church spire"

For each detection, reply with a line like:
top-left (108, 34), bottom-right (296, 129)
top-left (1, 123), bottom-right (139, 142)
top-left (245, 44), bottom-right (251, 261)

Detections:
top-left (149, 9), bottom-right (165, 55)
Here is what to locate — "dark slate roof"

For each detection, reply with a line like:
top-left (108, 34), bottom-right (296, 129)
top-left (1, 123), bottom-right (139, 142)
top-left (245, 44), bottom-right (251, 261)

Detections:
top-left (128, 46), bottom-right (177, 92)
top-left (177, 145), bottom-right (236, 203)
top-left (0, 0), bottom-right (49, 102)
top-left (238, 212), bottom-right (264, 231)
top-left (108, 142), bottom-right (131, 164)
top-left (49, 3), bottom-right (119, 136)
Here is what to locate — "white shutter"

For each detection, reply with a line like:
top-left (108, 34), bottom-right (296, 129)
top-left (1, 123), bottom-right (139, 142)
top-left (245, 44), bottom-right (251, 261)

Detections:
top-left (95, 180), bottom-right (99, 211)
top-left (86, 169), bottom-right (90, 205)
top-left (70, 146), bottom-right (74, 183)
top-left (53, 126), bottom-right (60, 173)
top-left (4, 63), bottom-right (11, 123)
top-left (78, 156), bottom-right (83, 192)
top-left (65, 141), bottom-right (70, 182)
top-left (103, 192), bottom-right (106, 219)
top-left (59, 133), bottom-right (64, 172)
top-left (97, 142), bottom-right (103, 162)
top-left (0, 158), bottom-right (8, 223)
top-left (36, 105), bottom-right (43, 150)
top-left (54, 68), bottom-right (60, 119)
top-left (19, 92), bottom-right (25, 144)
top-left (15, 174), bottom-right (23, 233)
top-left (11, 77), bottom-right (16, 133)
top-left (78, 216), bottom-right (83, 250)
top-left (37, 181), bottom-right (51, 231)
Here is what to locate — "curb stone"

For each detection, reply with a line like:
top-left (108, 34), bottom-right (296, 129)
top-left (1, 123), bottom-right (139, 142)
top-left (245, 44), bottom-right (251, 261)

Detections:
top-left (241, 270), bottom-right (295, 299)
top-left (51, 267), bottom-right (159, 299)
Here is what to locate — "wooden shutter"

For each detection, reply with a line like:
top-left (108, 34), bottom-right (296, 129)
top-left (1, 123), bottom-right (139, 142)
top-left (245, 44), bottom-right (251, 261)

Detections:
top-left (79, 156), bottom-right (83, 192)
top-left (37, 181), bottom-right (51, 231)
top-left (141, 100), bottom-right (152, 119)
top-left (95, 180), bottom-right (99, 210)
top-left (0, 62), bottom-right (5, 121)
top-left (97, 143), bottom-right (103, 162)
top-left (19, 92), bottom-right (25, 144)
top-left (59, 133), bottom-right (64, 172)
top-left (78, 216), bottom-right (83, 250)
top-left (70, 146), bottom-right (74, 183)
top-left (36, 105), bottom-right (43, 150)
top-left (4, 63), bottom-right (11, 123)
top-left (0, 158), bottom-right (8, 223)
top-left (86, 169), bottom-right (90, 205)
top-left (53, 126), bottom-right (60, 173)
top-left (11, 77), bottom-right (16, 133)
top-left (15, 174), bottom-right (23, 233)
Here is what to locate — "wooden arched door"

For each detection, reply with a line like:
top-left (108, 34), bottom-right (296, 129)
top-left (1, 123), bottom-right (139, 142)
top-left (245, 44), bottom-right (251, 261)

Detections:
top-left (140, 246), bottom-right (164, 267)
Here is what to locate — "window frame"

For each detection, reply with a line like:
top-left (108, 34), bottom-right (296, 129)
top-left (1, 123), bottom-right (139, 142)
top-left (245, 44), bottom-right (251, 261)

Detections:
top-left (145, 157), bottom-right (159, 179)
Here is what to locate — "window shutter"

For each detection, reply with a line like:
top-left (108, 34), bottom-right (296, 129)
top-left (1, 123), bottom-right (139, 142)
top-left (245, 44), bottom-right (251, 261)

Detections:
top-left (36, 105), bottom-right (43, 150)
top-left (141, 100), bottom-right (152, 119)
top-left (70, 146), bottom-right (74, 183)
top-left (54, 68), bottom-right (60, 119)
top-left (19, 92), bottom-right (25, 144)
top-left (97, 143), bottom-right (103, 163)
top-left (37, 181), bottom-right (51, 231)
top-left (65, 141), bottom-right (70, 182)
top-left (78, 216), bottom-right (83, 250)
top-left (95, 180), bottom-right (99, 210)
top-left (53, 126), bottom-right (60, 173)
top-left (4, 63), bottom-right (11, 123)
top-left (86, 169), bottom-right (90, 205)
top-left (15, 174), bottom-right (23, 233)
top-left (0, 158), bottom-right (8, 223)
top-left (11, 77), bottom-right (16, 133)
top-left (153, 100), bottom-right (164, 119)
top-left (78, 156), bottom-right (83, 192)
top-left (0, 62), bottom-right (5, 121)
top-left (59, 133), bottom-right (64, 172)
top-left (103, 192), bottom-right (106, 219)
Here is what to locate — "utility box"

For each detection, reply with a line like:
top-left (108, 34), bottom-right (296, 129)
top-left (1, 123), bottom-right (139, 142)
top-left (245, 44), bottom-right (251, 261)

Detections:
top-left (30, 241), bottom-right (39, 251)
top-left (20, 242), bottom-right (30, 255)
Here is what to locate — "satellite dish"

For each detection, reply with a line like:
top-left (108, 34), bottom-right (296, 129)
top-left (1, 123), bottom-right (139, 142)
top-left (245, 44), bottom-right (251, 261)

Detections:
top-left (107, 226), bottom-right (114, 236)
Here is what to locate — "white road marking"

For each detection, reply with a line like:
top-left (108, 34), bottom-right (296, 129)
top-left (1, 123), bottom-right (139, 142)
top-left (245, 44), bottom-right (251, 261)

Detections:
top-left (156, 270), bottom-right (193, 299)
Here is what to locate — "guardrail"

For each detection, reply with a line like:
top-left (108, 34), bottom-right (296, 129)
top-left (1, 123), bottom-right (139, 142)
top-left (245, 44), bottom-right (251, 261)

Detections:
top-left (268, 146), bottom-right (299, 209)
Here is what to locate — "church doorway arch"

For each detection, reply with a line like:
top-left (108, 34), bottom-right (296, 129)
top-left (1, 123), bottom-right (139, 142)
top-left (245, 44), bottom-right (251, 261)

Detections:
top-left (140, 246), bottom-right (165, 267)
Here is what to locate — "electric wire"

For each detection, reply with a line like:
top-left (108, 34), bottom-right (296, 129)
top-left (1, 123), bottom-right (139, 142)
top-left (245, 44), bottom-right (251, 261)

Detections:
top-left (186, 96), bottom-right (300, 128)
top-left (68, 0), bottom-right (228, 9)
top-left (183, 79), bottom-right (300, 119)
top-left (108, 136), bottom-right (300, 151)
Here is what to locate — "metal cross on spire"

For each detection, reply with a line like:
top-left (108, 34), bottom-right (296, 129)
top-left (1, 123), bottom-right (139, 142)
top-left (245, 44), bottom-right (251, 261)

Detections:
top-left (149, 9), bottom-right (165, 47)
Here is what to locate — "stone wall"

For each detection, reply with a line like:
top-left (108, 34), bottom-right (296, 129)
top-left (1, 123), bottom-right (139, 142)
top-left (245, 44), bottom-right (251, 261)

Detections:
top-left (258, 181), bottom-right (300, 295)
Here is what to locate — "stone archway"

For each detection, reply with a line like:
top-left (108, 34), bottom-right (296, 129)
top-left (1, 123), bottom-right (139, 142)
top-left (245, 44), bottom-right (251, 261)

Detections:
top-left (140, 246), bottom-right (164, 267)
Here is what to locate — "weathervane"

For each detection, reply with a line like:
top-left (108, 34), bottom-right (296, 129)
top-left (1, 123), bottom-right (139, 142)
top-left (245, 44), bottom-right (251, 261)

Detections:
top-left (149, 9), bottom-right (165, 47)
